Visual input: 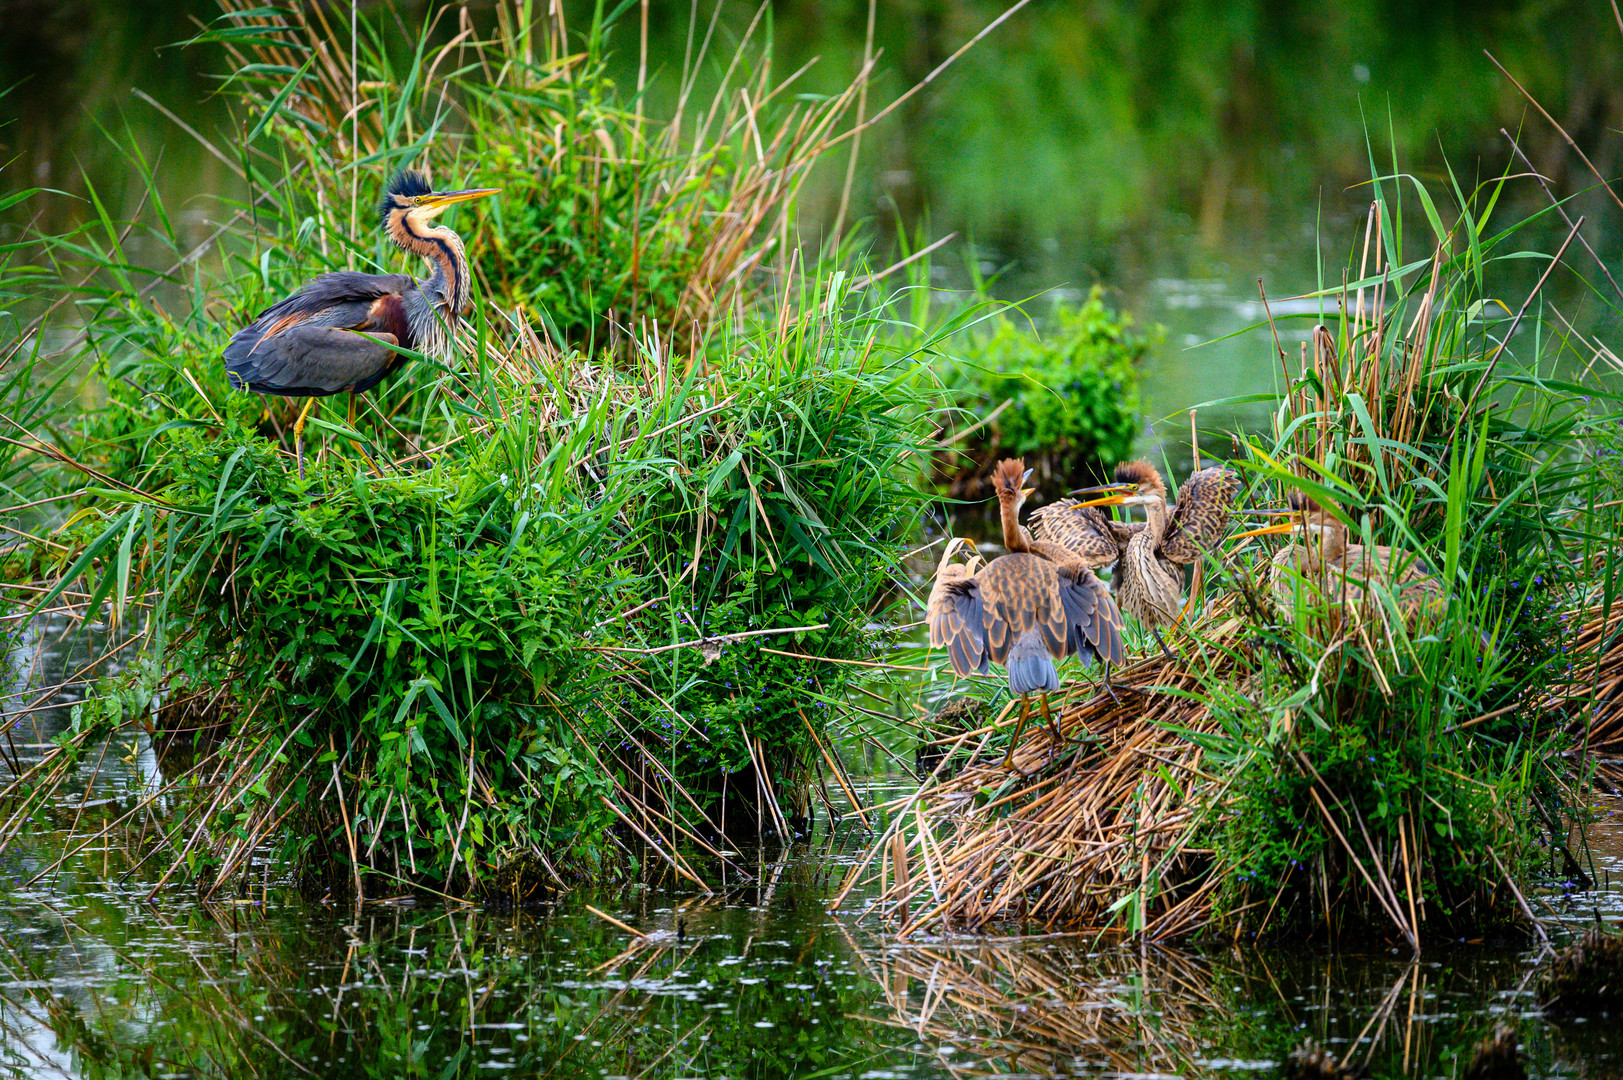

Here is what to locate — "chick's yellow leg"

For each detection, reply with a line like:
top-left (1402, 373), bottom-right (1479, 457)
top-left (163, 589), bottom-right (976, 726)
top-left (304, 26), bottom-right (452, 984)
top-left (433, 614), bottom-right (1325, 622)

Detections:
top-left (1180, 559), bottom-right (1206, 623)
top-left (999, 696), bottom-right (1033, 772)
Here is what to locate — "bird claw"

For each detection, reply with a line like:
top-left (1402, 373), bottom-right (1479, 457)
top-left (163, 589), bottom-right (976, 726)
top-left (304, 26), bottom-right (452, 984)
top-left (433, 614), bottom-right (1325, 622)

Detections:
top-left (999, 753), bottom-right (1034, 779)
top-left (1152, 628), bottom-right (1179, 663)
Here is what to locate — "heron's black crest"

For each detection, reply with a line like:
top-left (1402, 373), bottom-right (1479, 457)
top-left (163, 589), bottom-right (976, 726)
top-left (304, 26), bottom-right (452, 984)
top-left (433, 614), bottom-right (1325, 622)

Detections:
top-left (379, 169), bottom-right (433, 225)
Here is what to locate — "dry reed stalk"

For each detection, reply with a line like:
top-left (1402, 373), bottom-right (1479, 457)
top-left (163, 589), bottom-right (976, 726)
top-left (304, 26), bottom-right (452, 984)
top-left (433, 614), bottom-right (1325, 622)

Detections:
top-left (1537, 594), bottom-right (1623, 754)
top-left (1259, 201), bottom-right (1466, 503)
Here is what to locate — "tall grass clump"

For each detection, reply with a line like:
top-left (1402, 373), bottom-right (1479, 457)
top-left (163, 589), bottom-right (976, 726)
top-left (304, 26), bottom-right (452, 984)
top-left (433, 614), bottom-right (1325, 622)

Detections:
top-left (849, 156), bottom-right (1606, 945)
top-left (13, 286), bottom-right (933, 899)
top-left (0, 0), bottom-right (956, 898)
top-left (1203, 167), bottom-right (1596, 943)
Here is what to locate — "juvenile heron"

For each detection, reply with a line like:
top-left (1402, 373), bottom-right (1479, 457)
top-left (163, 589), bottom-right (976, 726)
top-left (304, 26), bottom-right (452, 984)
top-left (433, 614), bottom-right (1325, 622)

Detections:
top-left (1027, 496), bottom-right (1142, 572)
top-left (927, 460), bottom-right (1125, 769)
top-left (224, 169), bottom-right (498, 477)
top-left (1232, 491), bottom-right (1443, 625)
top-left (1072, 460), bottom-right (1241, 658)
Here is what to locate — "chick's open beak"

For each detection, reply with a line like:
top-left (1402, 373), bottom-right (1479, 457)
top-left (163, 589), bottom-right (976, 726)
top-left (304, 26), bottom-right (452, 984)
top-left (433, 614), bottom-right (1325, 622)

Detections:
top-left (1230, 518), bottom-right (1299, 541)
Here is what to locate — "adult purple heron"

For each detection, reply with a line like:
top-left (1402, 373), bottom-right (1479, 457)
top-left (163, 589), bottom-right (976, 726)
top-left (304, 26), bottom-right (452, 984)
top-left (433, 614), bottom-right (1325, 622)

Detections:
top-left (1232, 491), bottom-right (1443, 625)
top-left (927, 459), bottom-right (1125, 769)
top-left (224, 169), bottom-right (498, 477)
top-left (1071, 460), bottom-right (1241, 658)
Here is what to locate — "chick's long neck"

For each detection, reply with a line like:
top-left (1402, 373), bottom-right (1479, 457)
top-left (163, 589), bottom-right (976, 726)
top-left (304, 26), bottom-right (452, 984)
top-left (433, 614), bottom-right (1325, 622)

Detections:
top-left (998, 486), bottom-right (1029, 552)
top-left (1142, 492), bottom-right (1170, 546)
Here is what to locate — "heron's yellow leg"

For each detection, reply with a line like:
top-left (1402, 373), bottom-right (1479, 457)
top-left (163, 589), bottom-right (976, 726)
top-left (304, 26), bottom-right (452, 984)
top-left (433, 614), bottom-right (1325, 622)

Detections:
top-left (1039, 692), bottom-right (1061, 743)
top-left (344, 394), bottom-right (384, 478)
top-left (292, 396), bottom-right (318, 481)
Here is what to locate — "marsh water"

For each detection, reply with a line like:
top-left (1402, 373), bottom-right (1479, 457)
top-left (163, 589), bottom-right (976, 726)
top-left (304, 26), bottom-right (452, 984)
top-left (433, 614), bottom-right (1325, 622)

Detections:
top-left (6, 606), bottom-right (1623, 1078)
top-left (9, 1), bottom-right (1623, 1075)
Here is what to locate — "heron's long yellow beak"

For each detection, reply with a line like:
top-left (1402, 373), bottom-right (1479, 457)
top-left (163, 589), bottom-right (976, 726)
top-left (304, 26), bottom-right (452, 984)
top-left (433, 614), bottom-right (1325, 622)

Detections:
top-left (420, 187), bottom-right (501, 209)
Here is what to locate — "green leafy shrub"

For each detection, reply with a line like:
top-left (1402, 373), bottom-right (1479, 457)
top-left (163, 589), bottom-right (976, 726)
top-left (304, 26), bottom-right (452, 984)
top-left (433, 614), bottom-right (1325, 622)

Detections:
top-left (938, 286), bottom-right (1153, 493)
top-left (616, 305), bottom-right (934, 830)
top-left (57, 424), bottom-right (629, 891)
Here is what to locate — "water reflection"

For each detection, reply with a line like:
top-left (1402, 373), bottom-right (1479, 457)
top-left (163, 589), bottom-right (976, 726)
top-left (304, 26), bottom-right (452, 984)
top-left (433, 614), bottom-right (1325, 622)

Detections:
top-left (1, 613), bottom-right (149, 800)
top-left (1, 820), bottom-right (1622, 1078)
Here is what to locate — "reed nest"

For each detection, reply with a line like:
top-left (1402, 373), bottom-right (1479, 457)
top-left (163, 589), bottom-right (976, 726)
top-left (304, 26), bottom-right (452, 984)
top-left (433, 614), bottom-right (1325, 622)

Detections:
top-left (836, 595), bottom-right (1257, 939)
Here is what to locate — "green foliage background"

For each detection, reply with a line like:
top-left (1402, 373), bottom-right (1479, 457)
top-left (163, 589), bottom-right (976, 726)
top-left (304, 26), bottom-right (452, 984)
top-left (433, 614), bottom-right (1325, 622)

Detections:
top-left (941, 287), bottom-right (1150, 488)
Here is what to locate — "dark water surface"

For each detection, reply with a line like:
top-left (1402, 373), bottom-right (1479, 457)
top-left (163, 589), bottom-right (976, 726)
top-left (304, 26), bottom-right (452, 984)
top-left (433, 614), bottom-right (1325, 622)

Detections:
top-left (5, 616), bottom-right (1623, 1078)
top-left (5, 814), bottom-right (1623, 1078)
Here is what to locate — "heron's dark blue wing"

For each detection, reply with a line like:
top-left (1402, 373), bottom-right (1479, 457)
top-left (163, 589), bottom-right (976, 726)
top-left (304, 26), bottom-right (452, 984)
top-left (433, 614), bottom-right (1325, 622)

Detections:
top-left (929, 575), bottom-right (990, 678)
top-left (225, 271), bottom-right (414, 396)
top-left (228, 324), bottom-right (401, 396)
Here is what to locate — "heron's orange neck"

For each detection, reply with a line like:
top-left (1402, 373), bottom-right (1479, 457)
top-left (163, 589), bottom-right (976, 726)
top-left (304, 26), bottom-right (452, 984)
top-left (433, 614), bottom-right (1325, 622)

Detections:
top-left (390, 211), bottom-right (468, 316)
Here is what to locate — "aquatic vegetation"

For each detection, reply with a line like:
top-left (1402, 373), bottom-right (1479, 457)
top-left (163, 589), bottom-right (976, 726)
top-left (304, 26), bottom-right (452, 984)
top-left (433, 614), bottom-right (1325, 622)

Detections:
top-left (1202, 173), bottom-right (1599, 942)
top-left (1462, 1024), bottom-right (1526, 1080)
top-left (1284, 1040), bottom-right (1362, 1080)
top-left (1538, 927), bottom-right (1623, 1013)
top-left (937, 288), bottom-right (1150, 494)
top-left (3, 272), bottom-right (941, 897)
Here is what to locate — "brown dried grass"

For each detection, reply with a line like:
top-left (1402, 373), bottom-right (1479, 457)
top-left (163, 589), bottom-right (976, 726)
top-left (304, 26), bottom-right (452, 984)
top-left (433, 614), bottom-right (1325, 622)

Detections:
top-left (1540, 595), bottom-right (1623, 757)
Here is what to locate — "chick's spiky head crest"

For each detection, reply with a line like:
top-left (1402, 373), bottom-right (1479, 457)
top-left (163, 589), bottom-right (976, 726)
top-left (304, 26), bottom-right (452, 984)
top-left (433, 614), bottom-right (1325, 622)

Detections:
top-left (993, 458), bottom-right (1028, 497)
top-left (1113, 460), bottom-right (1166, 496)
